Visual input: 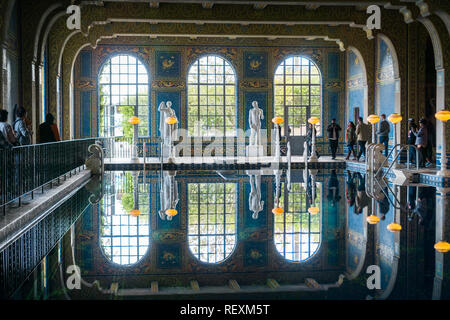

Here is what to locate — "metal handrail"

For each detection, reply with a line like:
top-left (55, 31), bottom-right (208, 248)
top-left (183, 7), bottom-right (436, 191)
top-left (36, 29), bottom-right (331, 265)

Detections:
top-left (1, 137), bottom-right (99, 215)
top-left (376, 143), bottom-right (420, 178)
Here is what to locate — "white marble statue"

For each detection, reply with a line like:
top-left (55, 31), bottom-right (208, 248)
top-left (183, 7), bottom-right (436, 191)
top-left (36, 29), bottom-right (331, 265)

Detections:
top-left (158, 171), bottom-right (179, 221)
top-left (158, 101), bottom-right (177, 146)
top-left (248, 173), bottom-right (264, 220)
top-left (249, 101), bottom-right (264, 146)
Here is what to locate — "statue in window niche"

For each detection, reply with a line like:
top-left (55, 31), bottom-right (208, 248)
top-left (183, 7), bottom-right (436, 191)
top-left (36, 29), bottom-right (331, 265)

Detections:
top-left (249, 101), bottom-right (264, 146)
top-left (158, 171), bottom-right (179, 221)
top-left (158, 101), bottom-right (177, 146)
top-left (247, 171), bottom-right (264, 219)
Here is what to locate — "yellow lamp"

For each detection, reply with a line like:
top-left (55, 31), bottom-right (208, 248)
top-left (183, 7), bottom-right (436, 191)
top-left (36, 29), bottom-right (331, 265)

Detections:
top-left (434, 241), bottom-right (450, 253)
top-left (128, 116), bottom-right (140, 125)
top-left (366, 215), bottom-right (380, 225)
top-left (272, 207), bottom-right (284, 215)
top-left (129, 209), bottom-right (141, 217)
top-left (272, 116), bottom-right (284, 125)
top-left (165, 208), bottom-right (178, 217)
top-left (435, 110), bottom-right (450, 122)
top-left (367, 114), bottom-right (380, 124)
top-left (388, 113), bottom-right (403, 124)
top-left (308, 207), bottom-right (320, 215)
top-left (387, 222), bottom-right (402, 233)
top-left (166, 116), bottom-right (178, 125)
top-left (308, 117), bottom-right (320, 125)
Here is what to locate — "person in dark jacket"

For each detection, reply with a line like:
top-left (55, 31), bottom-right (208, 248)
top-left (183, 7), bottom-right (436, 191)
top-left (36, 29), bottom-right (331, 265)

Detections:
top-left (376, 114), bottom-right (390, 157)
top-left (345, 121), bottom-right (357, 160)
top-left (38, 113), bottom-right (61, 143)
top-left (355, 117), bottom-right (370, 162)
top-left (13, 106), bottom-right (32, 145)
top-left (407, 119), bottom-right (417, 165)
top-left (326, 118), bottom-right (341, 160)
top-left (414, 119), bottom-right (428, 168)
top-left (0, 109), bottom-right (18, 146)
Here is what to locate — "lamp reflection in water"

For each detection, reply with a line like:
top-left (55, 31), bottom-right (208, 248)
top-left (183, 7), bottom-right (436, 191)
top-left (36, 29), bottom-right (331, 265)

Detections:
top-left (159, 170), bottom-right (179, 221)
top-left (306, 168), bottom-right (319, 215)
top-left (272, 169), bottom-right (283, 215)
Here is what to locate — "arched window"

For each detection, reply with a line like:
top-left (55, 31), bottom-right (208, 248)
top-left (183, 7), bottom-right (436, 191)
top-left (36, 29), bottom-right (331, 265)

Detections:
top-left (187, 183), bottom-right (237, 263)
top-left (99, 172), bottom-right (150, 265)
top-left (274, 56), bottom-right (322, 136)
top-left (274, 182), bottom-right (321, 262)
top-left (98, 54), bottom-right (149, 137)
top-left (187, 55), bottom-right (237, 137)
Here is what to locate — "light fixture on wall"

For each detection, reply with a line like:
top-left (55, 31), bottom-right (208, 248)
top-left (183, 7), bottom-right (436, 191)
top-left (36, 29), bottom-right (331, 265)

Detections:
top-left (366, 214), bottom-right (380, 225)
top-left (308, 206), bottom-right (319, 215)
top-left (272, 207), bottom-right (284, 215)
top-left (387, 222), bottom-right (402, 232)
top-left (165, 208), bottom-right (178, 217)
top-left (435, 109), bottom-right (450, 176)
top-left (128, 116), bottom-right (140, 160)
top-left (388, 113), bottom-right (402, 168)
top-left (308, 116), bottom-right (320, 162)
top-left (434, 241), bottom-right (450, 253)
top-left (129, 209), bottom-right (141, 217)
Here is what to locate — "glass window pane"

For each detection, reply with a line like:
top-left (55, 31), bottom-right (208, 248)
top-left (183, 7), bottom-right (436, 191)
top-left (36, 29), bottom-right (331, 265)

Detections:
top-left (98, 54), bottom-right (150, 138)
top-left (187, 55), bottom-right (237, 137)
top-left (274, 56), bottom-right (322, 136)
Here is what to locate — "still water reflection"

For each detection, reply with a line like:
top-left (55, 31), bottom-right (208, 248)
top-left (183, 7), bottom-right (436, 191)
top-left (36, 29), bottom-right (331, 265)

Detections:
top-left (4, 169), bottom-right (448, 300)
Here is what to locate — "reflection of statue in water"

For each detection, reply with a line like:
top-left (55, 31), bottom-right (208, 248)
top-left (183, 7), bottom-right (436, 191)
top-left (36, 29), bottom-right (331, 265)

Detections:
top-left (158, 171), bottom-right (179, 221)
top-left (248, 172), bottom-right (264, 219)
top-left (158, 101), bottom-right (177, 146)
top-left (249, 101), bottom-right (264, 146)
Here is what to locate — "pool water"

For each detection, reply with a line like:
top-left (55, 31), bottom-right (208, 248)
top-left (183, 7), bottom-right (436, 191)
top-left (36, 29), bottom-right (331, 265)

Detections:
top-left (3, 169), bottom-right (446, 300)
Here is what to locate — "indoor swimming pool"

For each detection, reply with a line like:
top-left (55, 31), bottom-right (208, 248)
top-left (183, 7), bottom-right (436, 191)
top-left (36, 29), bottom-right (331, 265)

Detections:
top-left (1, 169), bottom-right (445, 300)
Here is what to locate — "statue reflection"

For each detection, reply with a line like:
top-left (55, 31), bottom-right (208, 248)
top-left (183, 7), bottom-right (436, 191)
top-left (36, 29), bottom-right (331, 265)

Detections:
top-left (158, 170), bottom-right (179, 221)
top-left (247, 170), bottom-right (264, 220)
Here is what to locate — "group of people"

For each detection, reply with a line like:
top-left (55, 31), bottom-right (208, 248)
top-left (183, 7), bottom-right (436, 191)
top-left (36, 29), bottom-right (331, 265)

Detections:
top-left (0, 106), bottom-right (61, 149)
top-left (305, 113), bottom-right (434, 168)
top-left (407, 117), bottom-right (434, 168)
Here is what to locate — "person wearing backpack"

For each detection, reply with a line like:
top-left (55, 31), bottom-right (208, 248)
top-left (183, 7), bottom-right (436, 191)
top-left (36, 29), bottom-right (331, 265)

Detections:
top-left (14, 106), bottom-right (32, 145)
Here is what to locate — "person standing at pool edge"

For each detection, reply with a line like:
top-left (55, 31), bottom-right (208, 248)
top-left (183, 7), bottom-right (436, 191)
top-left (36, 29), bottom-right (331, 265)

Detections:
top-left (327, 118), bottom-right (341, 160)
top-left (377, 114), bottom-right (390, 157)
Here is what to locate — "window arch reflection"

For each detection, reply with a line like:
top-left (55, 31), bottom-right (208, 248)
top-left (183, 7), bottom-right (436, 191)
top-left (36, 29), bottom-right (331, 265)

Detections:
top-left (99, 172), bottom-right (150, 265)
top-left (187, 183), bottom-right (237, 263)
top-left (274, 182), bottom-right (321, 262)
